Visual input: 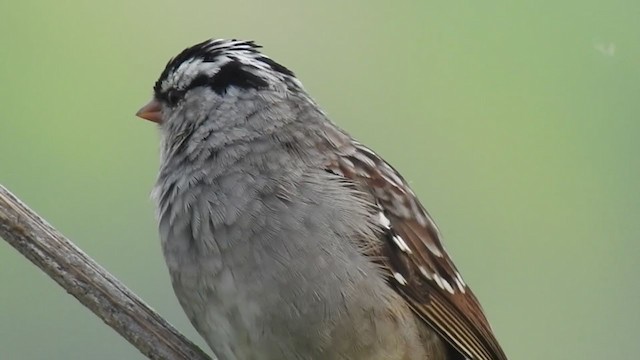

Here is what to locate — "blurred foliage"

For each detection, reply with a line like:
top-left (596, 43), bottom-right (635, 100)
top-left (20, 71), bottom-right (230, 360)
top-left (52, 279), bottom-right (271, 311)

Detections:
top-left (1, 1), bottom-right (638, 359)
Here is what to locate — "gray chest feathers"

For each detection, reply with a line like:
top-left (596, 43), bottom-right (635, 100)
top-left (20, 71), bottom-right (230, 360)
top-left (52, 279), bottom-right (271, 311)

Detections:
top-left (154, 160), bottom-right (416, 359)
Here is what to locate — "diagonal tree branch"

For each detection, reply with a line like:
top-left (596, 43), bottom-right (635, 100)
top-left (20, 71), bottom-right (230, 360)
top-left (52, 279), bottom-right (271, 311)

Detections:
top-left (0, 184), bottom-right (213, 360)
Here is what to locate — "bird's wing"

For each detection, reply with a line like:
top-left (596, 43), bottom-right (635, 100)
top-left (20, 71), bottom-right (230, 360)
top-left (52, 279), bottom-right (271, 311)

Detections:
top-left (321, 129), bottom-right (508, 360)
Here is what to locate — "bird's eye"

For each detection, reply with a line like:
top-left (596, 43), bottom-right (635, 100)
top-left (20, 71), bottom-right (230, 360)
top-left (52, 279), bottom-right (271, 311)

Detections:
top-left (165, 89), bottom-right (185, 107)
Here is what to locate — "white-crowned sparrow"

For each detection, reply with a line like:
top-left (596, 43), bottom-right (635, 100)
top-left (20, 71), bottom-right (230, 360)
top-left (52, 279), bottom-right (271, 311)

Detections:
top-left (137, 39), bottom-right (508, 360)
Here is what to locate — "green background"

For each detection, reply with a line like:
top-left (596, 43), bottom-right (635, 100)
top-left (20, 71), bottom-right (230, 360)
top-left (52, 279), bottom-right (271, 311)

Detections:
top-left (1, 1), bottom-right (638, 359)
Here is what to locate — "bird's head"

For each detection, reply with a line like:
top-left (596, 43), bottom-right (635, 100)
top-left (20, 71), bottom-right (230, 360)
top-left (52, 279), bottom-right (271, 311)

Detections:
top-left (136, 39), bottom-right (301, 127)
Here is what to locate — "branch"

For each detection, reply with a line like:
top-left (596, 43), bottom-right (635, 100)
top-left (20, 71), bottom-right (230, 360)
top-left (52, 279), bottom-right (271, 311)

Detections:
top-left (0, 184), bottom-right (213, 360)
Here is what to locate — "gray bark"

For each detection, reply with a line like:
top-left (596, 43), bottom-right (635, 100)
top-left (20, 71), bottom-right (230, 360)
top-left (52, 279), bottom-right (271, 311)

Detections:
top-left (0, 184), bottom-right (213, 360)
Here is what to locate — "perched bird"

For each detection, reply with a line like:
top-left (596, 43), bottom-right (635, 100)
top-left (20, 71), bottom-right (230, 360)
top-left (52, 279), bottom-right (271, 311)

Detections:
top-left (137, 39), bottom-right (508, 360)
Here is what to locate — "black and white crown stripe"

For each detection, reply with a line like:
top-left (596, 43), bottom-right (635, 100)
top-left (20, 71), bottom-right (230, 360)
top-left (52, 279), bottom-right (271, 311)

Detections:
top-left (155, 39), bottom-right (302, 103)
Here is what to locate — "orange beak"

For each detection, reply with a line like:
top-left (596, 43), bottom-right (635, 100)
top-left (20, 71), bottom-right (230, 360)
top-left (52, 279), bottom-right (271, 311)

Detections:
top-left (136, 99), bottom-right (163, 123)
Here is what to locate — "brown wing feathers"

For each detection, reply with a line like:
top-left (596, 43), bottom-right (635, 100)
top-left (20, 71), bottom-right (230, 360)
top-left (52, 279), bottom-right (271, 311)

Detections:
top-left (323, 137), bottom-right (507, 360)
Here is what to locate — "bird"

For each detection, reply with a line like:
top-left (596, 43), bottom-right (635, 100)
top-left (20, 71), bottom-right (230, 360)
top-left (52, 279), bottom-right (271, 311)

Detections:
top-left (136, 39), bottom-right (508, 360)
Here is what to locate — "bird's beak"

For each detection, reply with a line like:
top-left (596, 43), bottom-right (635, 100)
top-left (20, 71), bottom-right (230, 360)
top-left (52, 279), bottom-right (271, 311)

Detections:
top-left (136, 99), bottom-right (163, 123)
